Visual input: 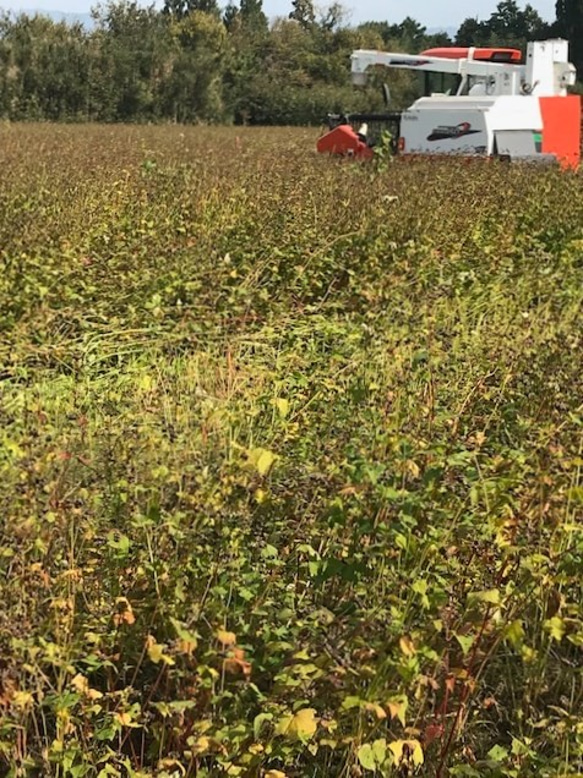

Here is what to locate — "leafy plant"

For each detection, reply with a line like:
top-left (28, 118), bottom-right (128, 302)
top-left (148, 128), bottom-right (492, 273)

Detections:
top-left (0, 125), bottom-right (582, 777)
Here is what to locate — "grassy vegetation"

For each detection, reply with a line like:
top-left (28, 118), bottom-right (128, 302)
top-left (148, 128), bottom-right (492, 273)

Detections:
top-left (1, 124), bottom-right (582, 778)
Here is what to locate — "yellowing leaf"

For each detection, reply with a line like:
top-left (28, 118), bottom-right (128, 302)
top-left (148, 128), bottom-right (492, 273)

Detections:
top-left (113, 596), bottom-right (135, 626)
top-left (254, 488), bottom-right (267, 504)
top-left (71, 673), bottom-right (89, 694)
top-left (364, 702), bottom-right (387, 720)
top-left (3, 439), bottom-right (25, 459)
top-left (216, 629), bottom-right (237, 647)
top-left (190, 735), bottom-right (211, 755)
top-left (71, 675), bottom-right (103, 702)
top-left (247, 447), bottom-right (277, 476)
top-left (389, 739), bottom-right (424, 767)
top-left (387, 696), bottom-right (408, 726)
top-left (399, 635), bottom-right (416, 658)
top-left (146, 635), bottom-right (175, 666)
top-left (265, 771), bottom-right (288, 778)
top-left (409, 740), bottom-right (424, 766)
top-left (406, 460), bottom-right (420, 478)
top-left (275, 398), bottom-right (289, 418)
top-left (223, 648), bottom-right (251, 678)
top-left (179, 639), bottom-right (198, 656)
top-left (544, 616), bottom-right (566, 642)
top-left (139, 375), bottom-right (154, 392)
top-left (277, 708), bottom-right (318, 740)
top-left (288, 708), bottom-right (318, 739)
top-left (11, 691), bottom-right (33, 709)
top-left (388, 740), bottom-right (404, 763)
top-left (147, 636), bottom-right (163, 663)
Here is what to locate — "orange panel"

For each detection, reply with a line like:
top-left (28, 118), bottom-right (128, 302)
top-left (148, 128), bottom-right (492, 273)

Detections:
top-left (421, 47), bottom-right (522, 63)
top-left (539, 95), bottom-right (581, 170)
top-left (316, 125), bottom-right (374, 159)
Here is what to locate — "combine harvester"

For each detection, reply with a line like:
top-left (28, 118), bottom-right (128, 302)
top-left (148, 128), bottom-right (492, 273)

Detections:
top-left (317, 39), bottom-right (581, 168)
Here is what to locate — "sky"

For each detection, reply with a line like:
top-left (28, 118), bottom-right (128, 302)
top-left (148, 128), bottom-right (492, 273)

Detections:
top-left (0, 0), bottom-right (559, 28)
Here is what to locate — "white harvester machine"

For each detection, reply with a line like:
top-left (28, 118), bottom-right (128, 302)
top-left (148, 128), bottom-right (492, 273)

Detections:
top-left (317, 39), bottom-right (581, 168)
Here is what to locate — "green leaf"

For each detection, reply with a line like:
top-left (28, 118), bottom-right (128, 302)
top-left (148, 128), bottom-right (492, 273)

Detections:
top-left (511, 738), bottom-right (533, 757)
top-left (468, 589), bottom-right (501, 606)
top-left (106, 531), bottom-right (130, 554)
top-left (567, 486), bottom-right (583, 503)
top-left (357, 744), bottom-right (376, 771)
top-left (454, 633), bottom-right (474, 656)
top-left (412, 579), bottom-right (430, 608)
top-left (449, 767), bottom-right (481, 777)
top-left (372, 738), bottom-right (387, 765)
top-left (412, 579), bottom-right (427, 595)
top-left (341, 696), bottom-right (363, 711)
top-left (253, 712), bottom-right (273, 738)
top-left (505, 619), bottom-right (525, 647)
top-left (544, 616), bottom-right (566, 642)
top-left (487, 744), bottom-right (509, 762)
top-left (169, 618), bottom-right (198, 646)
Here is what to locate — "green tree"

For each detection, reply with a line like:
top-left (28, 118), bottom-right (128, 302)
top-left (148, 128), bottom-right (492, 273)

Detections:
top-left (0, 13), bottom-right (90, 120)
top-left (162, 10), bottom-right (227, 121)
top-left (456, 0), bottom-right (548, 48)
top-left (289, 0), bottom-right (315, 30)
top-left (163, 0), bottom-right (220, 20)
top-left (222, 0), bottom-right (269, 121)
top-left (488, 0), bottom-right (546, 38)
top-left (319, 2), bottom-right (345, 32)
top-left (358, 17), bottom-right (451, 52)
top-left (223, 2), bottom-right (239, 30)
top-left (555, 0), bottom-right (583, 74)
top-left (91, 1), bottom-right (172, 121)
top-left (455, 17), bottom-right (488, 45)
top-left (240, 0), bottom-right (268, 32)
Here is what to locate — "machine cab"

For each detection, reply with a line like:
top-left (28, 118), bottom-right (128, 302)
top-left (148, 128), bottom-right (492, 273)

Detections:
top-left (419, 47), bottom-right (523, 98)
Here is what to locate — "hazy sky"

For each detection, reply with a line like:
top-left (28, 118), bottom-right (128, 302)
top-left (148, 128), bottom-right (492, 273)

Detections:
top-left (1, 0), bottom-right (558, 28)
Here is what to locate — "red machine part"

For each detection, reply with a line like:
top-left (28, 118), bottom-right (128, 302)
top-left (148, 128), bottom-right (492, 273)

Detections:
top-left (539, 95), bottom-right (581, 169)
top-left (316, 125), bottom-right (374, 159)
top-left (421, 47), bottom-right (522, 63)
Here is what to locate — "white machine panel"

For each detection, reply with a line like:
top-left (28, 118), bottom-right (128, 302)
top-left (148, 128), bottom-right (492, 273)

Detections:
top-left (495, 130), bottom-right (537, 157)
top-left (400, 95), bottom-right (545, 157)
top-left (402, 99), bottom-right (490, 155)
top-left (486, 95), bottom-right (542, 131)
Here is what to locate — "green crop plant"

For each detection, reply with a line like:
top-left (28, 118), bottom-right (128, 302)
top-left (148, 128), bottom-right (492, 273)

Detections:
top-left (0, 124), bottom-right (582, 777)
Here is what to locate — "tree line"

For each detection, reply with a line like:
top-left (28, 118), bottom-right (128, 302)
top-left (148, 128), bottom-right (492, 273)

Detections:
top-left (0, 0), bottom-right (581, 124)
